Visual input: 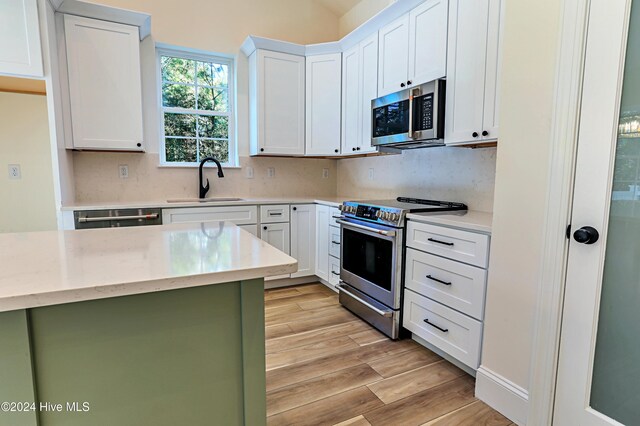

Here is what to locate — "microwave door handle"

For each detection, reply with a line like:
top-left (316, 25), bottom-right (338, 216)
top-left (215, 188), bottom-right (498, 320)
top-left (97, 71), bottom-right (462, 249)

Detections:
top-left (407, 91), bottom-right (414, 139)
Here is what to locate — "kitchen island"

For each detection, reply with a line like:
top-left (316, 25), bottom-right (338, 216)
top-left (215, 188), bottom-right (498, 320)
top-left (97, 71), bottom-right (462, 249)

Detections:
top-left (0, 222), bottom-right (296, 426)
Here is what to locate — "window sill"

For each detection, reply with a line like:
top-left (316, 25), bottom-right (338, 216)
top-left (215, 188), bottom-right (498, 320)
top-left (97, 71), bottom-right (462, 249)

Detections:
top-left (158, 163), bottom-right (241, 169)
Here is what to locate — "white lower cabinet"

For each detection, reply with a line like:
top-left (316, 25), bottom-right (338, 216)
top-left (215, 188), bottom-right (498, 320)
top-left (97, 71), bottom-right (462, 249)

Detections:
top-left (162, 205), bottom-right (258, 225)
top-left (238, 224), bottom-right (258, 237)
top-left (315, 205), bottom-right (330, 282)
top-left (329, 256), bottom-right (340, 288)
top-left (261, 222), bottom-right (291, 281)
top-left (403, 219), bottom-right (491, 370)
top-left (290, 204), bottom-right (316, 278)
top-left (329, 226), bottom-right (341, 258)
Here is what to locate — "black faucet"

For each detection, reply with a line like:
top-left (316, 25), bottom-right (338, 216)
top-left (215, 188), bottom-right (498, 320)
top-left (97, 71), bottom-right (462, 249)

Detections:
top-left (199, 157), bottom-right (224, 199)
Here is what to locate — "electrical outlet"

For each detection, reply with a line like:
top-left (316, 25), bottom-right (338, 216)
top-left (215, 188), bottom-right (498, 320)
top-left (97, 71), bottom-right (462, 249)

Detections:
top-left (118, 165), bottom-right (129, 179)
top-left (245, 166), bottom-right (254, 179)
top-left (368, 168), bottom-right (375, 180)
top-left (8, 164), bottom-right (21, 180)
top-left (322, 168), bottom-right (329, 179)
top-left (267, 167), bottom-right (275, 178)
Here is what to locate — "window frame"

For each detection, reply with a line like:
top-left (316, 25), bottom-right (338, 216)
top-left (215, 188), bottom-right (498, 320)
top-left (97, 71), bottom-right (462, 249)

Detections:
top-left (156, 45), bottom-right (238, 168)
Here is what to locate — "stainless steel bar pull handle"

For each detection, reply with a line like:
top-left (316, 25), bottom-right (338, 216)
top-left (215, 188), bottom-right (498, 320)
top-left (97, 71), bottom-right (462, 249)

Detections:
top-left (424, 318), bottom-right (448, 333)
top-left (339, 285), bottom-right (393, 317)
top-left (78, 213), bottom-right (159, 223)
top-left (426, 275), bottom-right (452, 286)
top-left (427, 238), bottom-right (454, 246)
top-left (268, 212), bottom-right (282, 216)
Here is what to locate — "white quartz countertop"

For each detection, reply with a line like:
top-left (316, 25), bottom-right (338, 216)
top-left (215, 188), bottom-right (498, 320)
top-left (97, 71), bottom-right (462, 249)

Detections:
top-left (406, 210), bottom-right (493, 234)
top-left (62, 197), bottom-right (349, 211)
top-left (0, 222), bottom-right (297, 312)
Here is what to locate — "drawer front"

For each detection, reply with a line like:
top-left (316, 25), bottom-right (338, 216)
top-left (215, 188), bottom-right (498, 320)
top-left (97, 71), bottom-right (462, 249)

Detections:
top-left (260, 204), bottom-right (290, 223)
top-left (329, 207), bottom-right (341, 227)
top-left (406, 221), bottom-right (490, 267)
top-left (403, 289), bottom-right (482, 369)
top-left (162, 206), bottom-right (257, 225)
top-left (405, 248), bottom-right (487, 320)
top-left (329, 226), bottom-right (341, 258)
top-left (328, 256), bottom-right (340, 288)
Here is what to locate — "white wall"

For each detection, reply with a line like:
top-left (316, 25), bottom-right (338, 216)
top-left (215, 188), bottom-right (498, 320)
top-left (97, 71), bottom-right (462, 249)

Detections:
top-left (339, 0), bottom-right (394, 37)
top-left (69, 0), bottom-right (342, 204)
top-left (480, 0), bottom-right (562, 395)
top-left (0, 92), bottom-right (57, 232)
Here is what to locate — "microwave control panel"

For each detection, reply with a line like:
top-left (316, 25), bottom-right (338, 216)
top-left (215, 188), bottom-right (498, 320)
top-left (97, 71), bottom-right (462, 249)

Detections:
top-left (414, 93), bottom-right (434, 131)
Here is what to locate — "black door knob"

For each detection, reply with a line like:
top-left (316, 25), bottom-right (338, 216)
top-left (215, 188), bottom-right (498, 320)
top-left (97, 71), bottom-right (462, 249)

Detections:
top-left (260, 148), bottom-right (264, 152)
top-left (472, 132), bottom-right (479, 138)
top-left (136, 143), bottom-right (142, 147)
top-left (400, 83), bottom-right (406, 87)
top-left (356, 147), bottom-right (361, 151)
top-left (407, 80), bottom-right (412, 85)
top-left (352, 147), bottom-right (356, 151)
top-left (263, 226), bottom-right (267, 230)
top-left (292, 207), bottom-right (297, 211)
top-left (334, 149), bottom-right (339, 153)
top-left (482, 130), bottom-right (489, 137)
top-left (573, 226), bottom-right (600, 244)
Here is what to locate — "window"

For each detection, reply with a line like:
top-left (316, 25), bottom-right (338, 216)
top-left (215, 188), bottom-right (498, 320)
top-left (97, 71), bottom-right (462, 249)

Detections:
top-left (158, 48), bottom-right (236, 166)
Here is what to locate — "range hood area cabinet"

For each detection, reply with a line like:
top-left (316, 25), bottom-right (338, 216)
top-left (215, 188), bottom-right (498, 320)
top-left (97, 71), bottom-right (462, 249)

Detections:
top-left (248, 50), bottom-right (306, 156)
top-left (61, 15), bottom-right (144, 151)
top-left (444, 0), bottom-right (503, 146)
top-left (377, 0), bottom-right (448, 98)
top-left (0, 0), bottom-right (43, 78)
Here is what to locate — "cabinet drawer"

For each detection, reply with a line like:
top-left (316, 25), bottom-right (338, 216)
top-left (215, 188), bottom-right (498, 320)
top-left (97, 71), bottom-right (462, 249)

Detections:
top-left (403, 289), bottom-right (482, 369)
top-left (329, 207), bottom-right (341, 227)
top-left (260, 205), bottom-right (290, 223)
top-left (162, 206), bottom-right (257, 225)
top-left (405, 248), bottom-right (487, 320)
top-left (329, 227), bottom-right (341, 258)
top-left (406, 221), bottom-right (490, 267)
top-left (329, 256), bottom-right (340, 288)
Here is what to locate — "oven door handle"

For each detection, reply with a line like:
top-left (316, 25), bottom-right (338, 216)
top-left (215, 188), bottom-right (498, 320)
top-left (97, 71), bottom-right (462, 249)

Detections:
top-left (336, 219), bottom-right (396, 236)
top-left (338, 284), bottom-right (393, 317)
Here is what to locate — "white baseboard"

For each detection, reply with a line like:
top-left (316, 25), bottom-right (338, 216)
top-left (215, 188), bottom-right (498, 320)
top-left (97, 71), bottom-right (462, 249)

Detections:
top-left (475, 366), bottom-right (529, 426)
top-left (263, 275), bottom-right (319, 290)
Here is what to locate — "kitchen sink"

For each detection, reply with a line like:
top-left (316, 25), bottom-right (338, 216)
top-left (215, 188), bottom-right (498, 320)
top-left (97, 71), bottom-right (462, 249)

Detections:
top-left (166, 198), bottom-right (244, 203)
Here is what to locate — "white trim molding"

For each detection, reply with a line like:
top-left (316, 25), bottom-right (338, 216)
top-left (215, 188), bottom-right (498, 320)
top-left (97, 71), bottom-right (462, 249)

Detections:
top-left (476, 366), bottom-right (529, 426)
top-left (526, 0), bottom-right (590, 424)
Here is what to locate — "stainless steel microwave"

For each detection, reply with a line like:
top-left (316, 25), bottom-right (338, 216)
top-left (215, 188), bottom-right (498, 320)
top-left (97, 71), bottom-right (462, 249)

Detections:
top-left (371, 79), bottom-right (446, 150)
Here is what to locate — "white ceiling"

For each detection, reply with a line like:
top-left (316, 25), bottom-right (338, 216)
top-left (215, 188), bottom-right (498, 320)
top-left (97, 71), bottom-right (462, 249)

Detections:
top-left (314, 0), bottom-right (362, 17)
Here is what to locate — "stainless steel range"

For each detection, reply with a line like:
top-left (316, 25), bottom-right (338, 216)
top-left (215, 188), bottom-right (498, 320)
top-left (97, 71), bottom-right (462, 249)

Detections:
top-left (336, 198), bottom-right (467, 339)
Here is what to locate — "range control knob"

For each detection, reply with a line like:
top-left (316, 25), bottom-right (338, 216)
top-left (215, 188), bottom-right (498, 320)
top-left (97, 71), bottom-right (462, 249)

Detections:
top-left (383, 212), bottom-right (392, 221)
top-left (339, 205), bottom-right (345, 212)
top-left (375, 210), bottom-right (384, 218)
top-left (390, 213), bottom-right (400, 222)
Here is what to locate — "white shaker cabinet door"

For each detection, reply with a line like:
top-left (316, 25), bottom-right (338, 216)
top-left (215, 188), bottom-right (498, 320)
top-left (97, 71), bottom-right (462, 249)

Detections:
top-left (480, 0), bottom-right (504, 142)
top-left (251, 50), bottom-right (305, 156)
top-left (408, 0), bottom-right (448, 86)
top-left (64, 15), bottom-right (144, 151)
top-left (444, 0), bottom-right (490, 146)
top-left (315, 205), bottom-right (330, 281)
top-left (260, 222), bottom-right (290, 255)
top-left (306, 53), bottom-right (342, 156)
top-left (341, 44), bottom-right (360, 155)
top-left (377, 14), bottom-right (410, 97)
top-left (0, 0), bottom-right (43, 78)
top-left (359, 33), bottom-right (379, 154)
top-left (290, 204), bottom-right (316, 278)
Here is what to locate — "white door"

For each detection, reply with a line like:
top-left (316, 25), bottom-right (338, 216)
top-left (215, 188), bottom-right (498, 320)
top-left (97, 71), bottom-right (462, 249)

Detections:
top-left (377, 14), bottom-right (410, 97)
top-left (256, 50), bottom-right (305, 155)
top-left (359, 33), bottom-right (379, 154)
top-left (480, 0), bottom-right (503, 142)
top-left (341, 45), bottom-right (360, 155)
top-left (64, 15), bottom-right (144, 151)
top-left (290, 204), bottom-right (316, 278)
top-left (306, 53), bottom-right (342, 156)
top-left (407, 0), bottom-right (448, 87)
top-left (260, 222), bottom-right (290, 255)
top-left (0, 0), bottom-right (43, 77)
top-left (444, 0), bottom-right (490, 146)
top-left (555, 1), bottom-right (640, 424)
top-left (315, 205), bottom-right (330, 281)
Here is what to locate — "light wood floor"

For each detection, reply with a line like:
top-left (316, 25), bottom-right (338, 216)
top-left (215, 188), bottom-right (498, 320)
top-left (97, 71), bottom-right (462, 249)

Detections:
top-left (264, 283), bottom-right (514, 426)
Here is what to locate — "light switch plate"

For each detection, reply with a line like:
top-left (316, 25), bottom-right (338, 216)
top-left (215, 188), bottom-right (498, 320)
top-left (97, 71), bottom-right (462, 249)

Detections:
top-left (267, 167), bottom-right (275, 178)
top-left (322, 168), bottom-right (329, 179)
top-left (118, 165), bottom-right (129, 179)
top-left (368, 168), bottom-right (375, 180)
top-left (8, 164), bottom-right (21, 180)
top-left (245, 167), bottom-right (254, 179)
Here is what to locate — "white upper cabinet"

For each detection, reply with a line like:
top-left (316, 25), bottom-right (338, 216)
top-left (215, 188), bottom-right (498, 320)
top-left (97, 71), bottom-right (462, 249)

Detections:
top-left (377, 14), bottom-right (410, 97)
top-left (290, 204), bottom-right (316, 278)
top-left (378, 0), bottom-right (448, 97)
top-left (249, 50), bottom-right (305, 156)
top-left (342, 33), bottom-right (379, 155)
top-left (64, 15), bottom-right (144, 151)
top-left (408, 0), bottom-right (448, 86)
top-left (445, 0), bottom-right (503, 146)
top-left (0, 0), bottom-right (43, 78)
top-left (305, 53), bottom-right (342, 156)
top-left (341, 45), bottom-right (360, 155)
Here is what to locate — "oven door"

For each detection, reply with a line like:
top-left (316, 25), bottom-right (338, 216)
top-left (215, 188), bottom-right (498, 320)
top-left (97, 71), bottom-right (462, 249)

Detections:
top-left (337, 218), bottom-right (403, 309)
